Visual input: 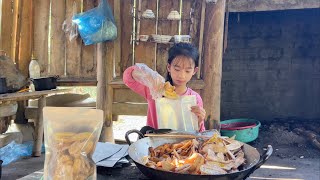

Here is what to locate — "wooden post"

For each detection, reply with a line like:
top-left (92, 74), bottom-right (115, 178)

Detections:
top-left (32, 96), bottom-right (46, 157)
top-left (97, 42), bottom-right (114, 143)
top-left (97, 0), bottom-right (118, 143)
top-left (201, 0), bottom-right (226, 129)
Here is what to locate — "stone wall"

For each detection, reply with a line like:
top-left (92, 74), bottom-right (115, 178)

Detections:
top-left (221, 8), bottom-right (320, 122)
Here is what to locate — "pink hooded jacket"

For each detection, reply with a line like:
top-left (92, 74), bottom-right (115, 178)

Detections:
top-left (123, 66), bottom-right (205, 132)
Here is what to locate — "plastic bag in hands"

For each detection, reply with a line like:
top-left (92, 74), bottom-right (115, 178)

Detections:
top-left (72, 0), bottom-right (117, 45)
top-left (43, 107), bottom-right (103, 180)
top-left (134, 63), bottom-right (165, 99)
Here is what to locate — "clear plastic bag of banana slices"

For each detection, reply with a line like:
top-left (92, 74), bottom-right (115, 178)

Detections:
top-left (43, 107), bottom-right (103, 180)
top-left (156, 83), bottom-right (198, 132)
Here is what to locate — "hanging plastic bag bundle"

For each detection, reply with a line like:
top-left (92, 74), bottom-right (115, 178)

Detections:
top-left (72, 0), bottom-right (117, 45)
top-left (43, 107), bottom-right (103, 180)
top-left (62, 1), bottom-right (79, 42)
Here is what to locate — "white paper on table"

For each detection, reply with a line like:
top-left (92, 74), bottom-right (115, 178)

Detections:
top-left (93, 142), bottom-right (122, 163)
top-left (96, 145), bottom-right (129, 167)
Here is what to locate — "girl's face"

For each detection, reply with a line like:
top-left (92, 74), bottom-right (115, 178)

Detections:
top-left (167, 56), bottom-right (198, 87)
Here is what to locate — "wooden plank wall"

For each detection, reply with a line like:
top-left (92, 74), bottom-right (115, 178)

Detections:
top-left (0, 0), bottom-right (14, 59)
top-left (112, 0), bottom-right (204, 116)
top-left (1, 0), bottom-right (203, 84)
top-left (0, 0), bottom-right (98, 83)
top-left (1, 0), bottom-right (205, 118)
top-left (0, 0), bottom-right (24, 65)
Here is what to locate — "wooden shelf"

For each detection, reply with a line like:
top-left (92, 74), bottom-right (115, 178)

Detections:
top-left (135, 40), bottom-right (175, 44)
top-left (139, 17), bottom-right (192, 21)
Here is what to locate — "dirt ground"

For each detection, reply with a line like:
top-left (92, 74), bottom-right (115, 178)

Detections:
top-left (1, 118), bottom-right (320, 180)
top-left (250, 121), bottom-right (320, 159)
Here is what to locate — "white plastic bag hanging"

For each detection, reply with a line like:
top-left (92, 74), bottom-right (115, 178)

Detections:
top-left (62, 1), bottom-right (79, 42)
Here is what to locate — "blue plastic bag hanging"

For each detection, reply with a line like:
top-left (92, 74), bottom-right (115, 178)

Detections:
top-left (72, 0), bottom-right (117, 45)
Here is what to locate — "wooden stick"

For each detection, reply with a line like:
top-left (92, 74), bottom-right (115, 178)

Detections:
top-left (294, 128), bottom-right (320, 151)
top-left (136, 0), bottom-right (141, 45)
top-left (145, 133), bottom-right (208, 139)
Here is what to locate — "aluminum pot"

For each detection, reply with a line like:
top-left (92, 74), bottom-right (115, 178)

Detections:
top-left (125, 129), bottom-right (272, 180)
top-left (30, 76), bottom-right (58, 91)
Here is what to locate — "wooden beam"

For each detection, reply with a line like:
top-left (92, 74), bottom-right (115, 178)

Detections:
top-left (197, 0), bottom-right (206, 79)
top-left (113, 0), bottom-right (121, 78)
top-left (0, 0), bottom-right (14, 58)
top-left (50, 0), bottom-right (66, 76)
top-left (17, 0), bottom-right (32, 76)
top-left (0, 89), bottom-right (70, 102)
top-left (112, 103), bottom-right (147, 116)
top-left (229, 0), bottom-right (320, 12)
top-left (12, 0), bottom-right (22, 64)
top-left (97, 41), bottom-right (115, 143)
top-left (57, 77), bottom-right (97, 86)
top-left (65, 0), bottom-right (82, 77)
top-left (32, 96), bottom-right (45, 157)
top-left (113, 89), bottom-right (146, 103)
top-left (201, 0), bottom-right (226, 129)
top-left (96, 43), bottom-right (107, 135)
top-left (80, 0), bottom-right (97, 79)
top-left (25, 104), bottom-right (146, 120)
top-left (33, 0), bottom-right (50, 75)
top-left (110, 79), bottom-right (206, 89)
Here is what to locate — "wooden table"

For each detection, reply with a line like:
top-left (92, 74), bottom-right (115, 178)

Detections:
top-left (0, 89), bottom-right (70, 156)
top-left (18, 160), bottom-right (149, 180)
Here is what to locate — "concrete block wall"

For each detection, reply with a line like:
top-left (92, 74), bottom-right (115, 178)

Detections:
top-left (221, 9), bottom-right (320, 122)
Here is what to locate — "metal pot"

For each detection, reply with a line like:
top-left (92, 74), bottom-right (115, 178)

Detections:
top-left (30, 76), bottom-right (58, 91)
top-left (125, 129), bottom-right (272, 180)
top-left (0, 77), bottom-right (8, 94)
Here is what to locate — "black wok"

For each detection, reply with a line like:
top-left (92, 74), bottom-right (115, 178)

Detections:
top-left (125, 129), bottom-right (272, 180)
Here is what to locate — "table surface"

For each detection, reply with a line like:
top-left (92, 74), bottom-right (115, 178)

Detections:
top-left (19, 160), bottom-right (149, 180)
top-left (0, 89), bottom-right (70, 102)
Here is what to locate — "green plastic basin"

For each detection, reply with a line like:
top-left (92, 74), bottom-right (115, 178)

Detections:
top-left (220, 119), bottom-right (261, 143)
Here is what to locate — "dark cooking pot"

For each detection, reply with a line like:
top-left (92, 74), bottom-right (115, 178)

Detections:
top-left (125, 129), bottom-right (272, 180)
top-left (31, 76), bottom-right (58, 91)
top-left (0, 77), bottom-right (8, 94)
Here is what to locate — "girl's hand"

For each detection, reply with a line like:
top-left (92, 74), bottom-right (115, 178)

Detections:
top-left (191, 106), bottom-right (206, 125)
top-left (132, 63), bottom-right (165, 99)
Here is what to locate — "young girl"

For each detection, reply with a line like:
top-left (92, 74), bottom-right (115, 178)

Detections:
top-left (123, 42), bottom-right (206, 132)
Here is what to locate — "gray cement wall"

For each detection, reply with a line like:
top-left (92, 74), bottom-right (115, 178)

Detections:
top-left (221, 9), bottom-right (320, 122)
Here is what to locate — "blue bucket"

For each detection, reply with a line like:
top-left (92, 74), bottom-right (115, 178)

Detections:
top-left (220, 119), bottom-right (261, 143)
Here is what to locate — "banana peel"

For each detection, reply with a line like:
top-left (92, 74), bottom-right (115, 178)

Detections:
top-left (163, 82), bottom-right (179, 99)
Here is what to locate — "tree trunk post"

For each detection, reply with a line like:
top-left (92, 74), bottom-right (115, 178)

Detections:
top-left (201, 0), bottom-right (226, 130)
